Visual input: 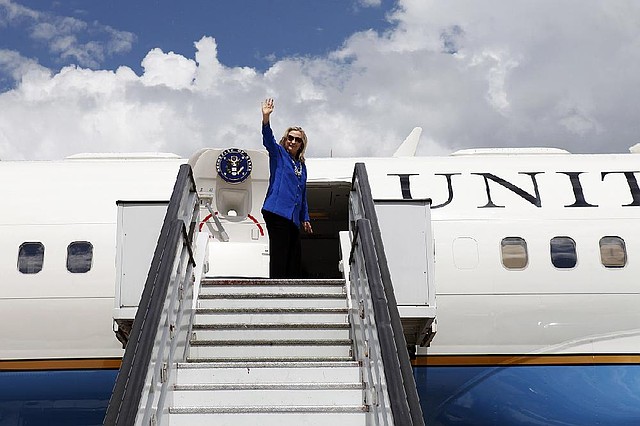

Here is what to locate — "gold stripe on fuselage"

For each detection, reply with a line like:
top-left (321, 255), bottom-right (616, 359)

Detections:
top-left (0, 358), bottom-right (121, 371)
top-left (4, 355), bottom-right (638, 370)
top-left (412, 354), bottom-right (640, 366)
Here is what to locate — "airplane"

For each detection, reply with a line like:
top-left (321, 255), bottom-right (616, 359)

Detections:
top-left (1, 130), bottom-right (640, 425)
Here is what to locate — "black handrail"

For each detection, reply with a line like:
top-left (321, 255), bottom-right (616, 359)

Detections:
top-left (104, 164), bottom-right (196, 426)
top-left (351, 163), bottom-right (425, 426)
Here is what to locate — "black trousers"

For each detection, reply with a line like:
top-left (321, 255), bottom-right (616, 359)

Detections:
top-left (262, 209), bottom-right (302, 278)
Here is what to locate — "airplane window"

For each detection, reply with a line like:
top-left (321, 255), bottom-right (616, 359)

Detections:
top-left (599, 236), bottom-right (627, 268)
top-left (550, 236), bottom-right (577, 269)
top-left (501, 237), bottom-right (528, 269)
top-left (18, 242), bottom-right (44, 274)
top-left (67, 241), bottom-right (93, 273)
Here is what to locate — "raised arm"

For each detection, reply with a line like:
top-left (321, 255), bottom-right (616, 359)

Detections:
top-left (262, 98), bottom-right (274, 125)
top-left (261, 98), bottom-right (278, 153)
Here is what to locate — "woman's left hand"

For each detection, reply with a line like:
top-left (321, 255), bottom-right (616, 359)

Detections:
top-left (302, 221), bottom-right (313, 234)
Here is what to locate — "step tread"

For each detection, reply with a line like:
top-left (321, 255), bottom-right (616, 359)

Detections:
top-left (196, 307), bottom-right (348, 314)
top-left (202, 279), bottom-right (345, 286)
top-left (199, 293), bottom-right (346, 299)
top-left (190, 339), bottom-right (352, 346)
top-left (174, 382), bottom-right (364, 391)
top-left (192, 323), bottom-right (350, 330)
top-left (186, 356), bottom-right (354, 363)
top-left (169, 405), bottom-right (368, 414)
top-left (177, 360), bottom-right (360, 369)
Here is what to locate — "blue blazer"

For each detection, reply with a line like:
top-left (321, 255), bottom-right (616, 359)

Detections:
top-left (261, 123), bottom-right (310, 227)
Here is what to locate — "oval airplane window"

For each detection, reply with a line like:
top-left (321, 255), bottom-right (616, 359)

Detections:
top-left (599, 236), bottom-right (626, 268)
top-left (67, 241), bottom-right (93, 273)
top-left (501, 237), bottom-right (528, 269)
top-left (453, 237), bottom-right (479, 269)
top-left (550, 236), bottom-right (577, 269)
top-left (18, 242), bottom-right (44, 274)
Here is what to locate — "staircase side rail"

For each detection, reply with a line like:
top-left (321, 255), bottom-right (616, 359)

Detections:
top-left (136, 222), bottom-right (198, 426)
top-left (104, 165), bottom-right (199, 426)
top-left (350, 163), bottom-right (425, 426)
top-left (157, 164), bottom-right (198, 238)
top-left (349, 219), bottom-right (395, 425)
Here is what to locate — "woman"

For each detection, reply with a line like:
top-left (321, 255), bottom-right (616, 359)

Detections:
top-left (260, 98), bottom-right (313, 278)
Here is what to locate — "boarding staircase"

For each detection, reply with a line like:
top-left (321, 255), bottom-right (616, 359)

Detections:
top-left (105, 162), bottom-right (431, 426)
top-left (168, 278), bottom-right (366, 425)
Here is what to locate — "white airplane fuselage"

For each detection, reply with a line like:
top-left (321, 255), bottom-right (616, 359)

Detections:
top-left (1, 149), bottom-right (639, 425)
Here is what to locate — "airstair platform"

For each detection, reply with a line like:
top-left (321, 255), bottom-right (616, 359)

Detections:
top-left (167, 278), bottom-right (368, 426)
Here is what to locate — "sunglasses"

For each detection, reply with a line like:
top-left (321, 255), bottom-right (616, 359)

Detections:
top-left (287, 134), bottom-right (303, 144)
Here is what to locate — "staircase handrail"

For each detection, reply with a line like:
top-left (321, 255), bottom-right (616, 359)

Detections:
top-left (104, 164), bottom-right (199, 426)
top-left (349, 163), bottom-right (425, 426)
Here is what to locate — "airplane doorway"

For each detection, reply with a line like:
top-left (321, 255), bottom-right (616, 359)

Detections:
top-left (300, 182), bottom-right (351, 279)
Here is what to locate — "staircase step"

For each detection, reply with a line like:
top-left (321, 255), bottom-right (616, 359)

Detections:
top-left (188, 339), bottom-right (353, 360)
top-left (201, 278), bottom-right (346, 287)
top-left (194, 307), bottom-right (349, 325)
top-left (175, 361), bottom-right (361, 385)
top-left (168, 409), bottom-right (366, 426)
top-left (197, 296), bottom-right (347, 309)
top-left (192, 325), bottom-right (350, 341)
top-left (188, 355), bottom-right (354, 363)
top-left (193, 322), bottom-right (350, 330)
top-left (200, 284), bottom-right (346, 296)
top-left (199, 292), bottom-right (347, 299)
top-left (172, 383), bottom-right (364, 407)
top-left (191, 339), bottom-right (352, 345)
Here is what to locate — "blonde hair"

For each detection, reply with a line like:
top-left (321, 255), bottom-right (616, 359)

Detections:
top-left (279, 126), bottom-right (308, 163)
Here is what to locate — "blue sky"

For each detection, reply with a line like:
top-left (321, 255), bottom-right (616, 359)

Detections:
top-left (2, 0), bottom-right (640, 160)
top-left (1, 0), bottom-right (394, 85)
